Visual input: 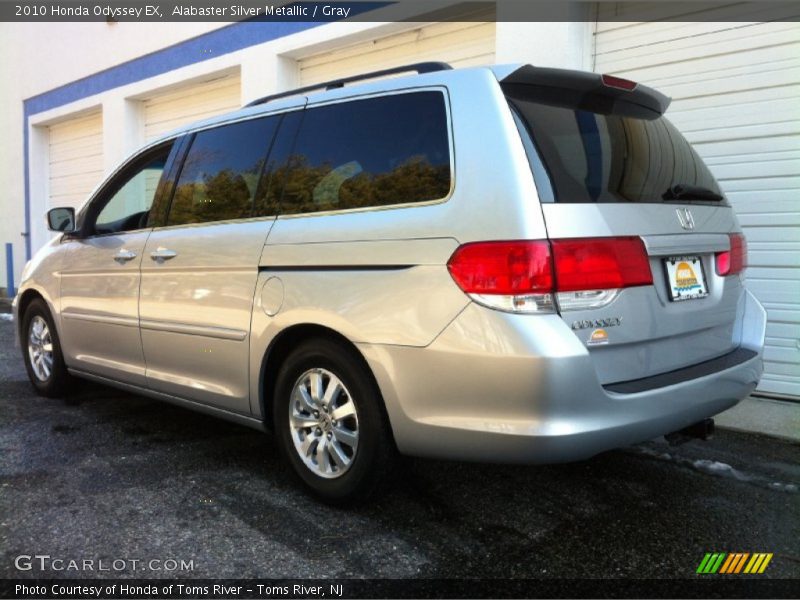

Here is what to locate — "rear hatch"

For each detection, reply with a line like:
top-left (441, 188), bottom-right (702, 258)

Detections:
top-left (501, 66), bottom-right (747, 386)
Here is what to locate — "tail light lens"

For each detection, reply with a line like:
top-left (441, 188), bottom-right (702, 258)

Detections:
top-left (446, 237), bottom-right (653, 314)
top-left (716, 233), bottom-right (747, 276)
top-left (551, 237), bottom-right (653, 291)
top-left (446, 241), bottom-right (554, 313)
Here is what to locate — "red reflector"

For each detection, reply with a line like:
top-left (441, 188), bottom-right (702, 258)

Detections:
top-left (447, 241), bottom-right (553, 295)
top-left (601, 74), bottom-right (638, 91)
top-left (716, 233), bottom-right (747, 276)
top-left (551, 237), bottom-right (653, 292)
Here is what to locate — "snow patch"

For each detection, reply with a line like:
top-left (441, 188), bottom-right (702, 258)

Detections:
top-left (0, 313), bottom-right (13, 322)
top-left (631, 444), bottom-right (798, 493)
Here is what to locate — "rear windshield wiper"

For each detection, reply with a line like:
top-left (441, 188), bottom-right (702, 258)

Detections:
top-left (663, 184), bottom-right (724, 202)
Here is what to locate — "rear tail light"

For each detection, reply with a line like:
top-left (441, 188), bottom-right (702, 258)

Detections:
top-left (716, 233), bottom-right (747, 276)
top-left (446, 237), bottom-right (653, 314)
top-left (446, 241), bottom-right (555, 313)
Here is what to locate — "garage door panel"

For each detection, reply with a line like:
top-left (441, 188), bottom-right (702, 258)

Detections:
top-left (298, 19), bottom-right (495, 87)
top-left (764, 346), bottom-right (800, 367)
top-left (596, 14), bottom-right (800, 397)
top-left (626, 66), bottom-right (800, 102)
top-left (48, 109), bottom-right (104, 211)
top-left (49, 154), bottom-right (104, 178)
top-left (597, 31), bottom-right (800, 76)
top-left (709, 158), bottom-right (800, 181)
top-left (694, 134), bottom-right (800, 158)
top-left (747, 278), bottom-right (800, 302)
top-left (646, 60), bottom-right (800, 92)
top-left (597, 22), bottom-right (797, 57)
top-left (666, 84), bottom-right (800, 117)
top-left (302, 20), bottom-right (493, 70)
top-left (739, 213), bottom-right (800, 228)
top-left (759, 376), bottom-right (800, 396)
top-left (748, 248), bottom-right (800, 269)
top-left (731, 198), bottom-right (800, 218)
top-left (716, 175), bottom-right (800, 193)
top-left (705, 149), bottom-right (800, 167)
top-left (684, 122), bottom-right (800, 145)
top-left (767, 321), bottom-right (800, 340)
top-left (143, 73), bottom-right (241, 142)
top-left (670, 99), bottom-right (800, 133)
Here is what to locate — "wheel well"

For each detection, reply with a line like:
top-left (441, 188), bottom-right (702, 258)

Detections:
top-left (260, 324), bottom-right (384, 433)
top-left (15, 289), bottom-right (45, 338)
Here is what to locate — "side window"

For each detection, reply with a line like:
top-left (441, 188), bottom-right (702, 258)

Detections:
top-left (93, 144), bottom-right (172, 235)
top-left (277, 91), bottom-right (451, 215)
top-left (167, 117), bottom-right (279, 226)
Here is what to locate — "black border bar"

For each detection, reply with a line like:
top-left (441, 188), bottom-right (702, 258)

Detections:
top-left (3, 1), bottom-right (800, 23)
top-left (3, 578), bottom-right (800, 599)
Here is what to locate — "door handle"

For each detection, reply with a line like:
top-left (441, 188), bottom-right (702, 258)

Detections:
top-left (150, 247), bottom-right (177, 263)
top-left (113, 249), bottom-right (137, 264)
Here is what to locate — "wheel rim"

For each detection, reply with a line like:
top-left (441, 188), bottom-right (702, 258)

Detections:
top-left (28, 315), bottom-right (54, 382)
top-left (289, 368), bottom-right (359, 479)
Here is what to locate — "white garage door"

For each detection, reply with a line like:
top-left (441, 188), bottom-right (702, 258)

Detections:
top-left (48, 110), bottom-right (104, 211)
top-left (298, 18), bottom-right (496, 86)
top-left (143, 72), bottom-right (242, 141)
top-left (594, 8), bottom-right (800, 398)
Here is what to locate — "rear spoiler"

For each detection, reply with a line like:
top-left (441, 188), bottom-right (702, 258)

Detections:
top-left (501, 65), bottom-right (671, 120)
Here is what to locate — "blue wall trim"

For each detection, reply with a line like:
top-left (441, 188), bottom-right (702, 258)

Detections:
top-left (21, 20), bottom-right (321, 260)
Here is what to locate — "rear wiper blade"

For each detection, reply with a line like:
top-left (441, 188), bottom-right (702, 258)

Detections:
top-left (663, 184), bottom-right (724, 202)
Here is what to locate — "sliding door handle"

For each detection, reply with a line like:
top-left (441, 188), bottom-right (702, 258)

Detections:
top-left (113, 249), bottom-right (137, 264)
top-left (150, 247), bottom-right (177, 263)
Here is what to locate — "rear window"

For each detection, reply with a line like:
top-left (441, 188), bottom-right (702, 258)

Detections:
top-left (507, 91), bottom-right (724, 205)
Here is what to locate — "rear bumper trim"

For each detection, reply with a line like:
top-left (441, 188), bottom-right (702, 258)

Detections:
top-left (603, 347), bottom-right (758, 394)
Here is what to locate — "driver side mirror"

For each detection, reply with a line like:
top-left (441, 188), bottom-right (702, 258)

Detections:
top-left (47, 207), bottom-right (76, 233)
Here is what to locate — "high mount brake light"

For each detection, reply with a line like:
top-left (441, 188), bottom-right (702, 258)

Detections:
top-left (447, 237), bottom-right (653, 314)
top-left (601, 74), bottom-right (638, 91)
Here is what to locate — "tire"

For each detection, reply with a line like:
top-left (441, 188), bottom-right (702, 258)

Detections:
top-left (273, 338), bottom-right (396, 504)
top-left (21, 298), bottom-right (75, 397)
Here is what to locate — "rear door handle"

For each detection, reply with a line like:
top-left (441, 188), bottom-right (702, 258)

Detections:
top-left (113, 249), bottom-right (137, 264)
top-left (150, 247), bottom-right (177, 263)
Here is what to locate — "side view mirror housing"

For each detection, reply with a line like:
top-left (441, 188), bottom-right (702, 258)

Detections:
top-left (47, 207), bottom-right (76, 233)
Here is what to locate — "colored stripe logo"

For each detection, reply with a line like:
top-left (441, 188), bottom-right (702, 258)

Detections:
top-left (697, 553), bottom-right (773, 574)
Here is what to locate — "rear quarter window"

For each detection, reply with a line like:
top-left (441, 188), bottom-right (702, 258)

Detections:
top-left (275, 91), bottom-right (452, 215)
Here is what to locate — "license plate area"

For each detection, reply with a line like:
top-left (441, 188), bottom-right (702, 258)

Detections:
top-left (664, 256), bottom-right (708, 302)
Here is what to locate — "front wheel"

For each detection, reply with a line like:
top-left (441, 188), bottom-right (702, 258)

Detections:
top-left (21, 298), bottom-right (75, 397)
top-left (274, 338), bottom-right (395, 504)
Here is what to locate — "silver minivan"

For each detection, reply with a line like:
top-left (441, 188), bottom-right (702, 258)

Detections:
top-left (15, 63), bottom-right (766, 502)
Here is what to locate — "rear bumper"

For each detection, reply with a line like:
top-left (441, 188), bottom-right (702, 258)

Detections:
top-left (359, 289), bottom-right (766, 463)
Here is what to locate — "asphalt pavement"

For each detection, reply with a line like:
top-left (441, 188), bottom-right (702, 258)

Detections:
top-left (0, 316), bottom-right (798, 583)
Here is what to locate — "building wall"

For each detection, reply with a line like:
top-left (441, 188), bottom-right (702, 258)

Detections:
top-left (0, 9), bottom-right (593, 296)
top-left (593, 7), bottom-right (800, 398)
top-left (0, 21), bottom-right (226, 294)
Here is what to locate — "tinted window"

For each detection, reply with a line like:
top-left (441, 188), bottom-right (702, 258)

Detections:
top-left (168, 117), bottom-right (279, 226)
top-left (507, 92), bottom-right (724, 204)
top-left (277, 92), bottom-right (451, 215)
top-left (92, 144), bottom-right (172, 235)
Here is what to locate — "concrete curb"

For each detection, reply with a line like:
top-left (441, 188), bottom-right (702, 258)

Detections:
top-left (716, 395), bottom-right (800, 443)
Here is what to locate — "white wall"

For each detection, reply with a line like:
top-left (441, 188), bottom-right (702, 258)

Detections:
top-left (0, 14), bottom-right (592, 293)
top-left (0, 22), bottom-right (226, 293)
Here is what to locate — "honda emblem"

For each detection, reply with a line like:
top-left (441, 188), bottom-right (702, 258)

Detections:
top-left (677, 207), bottom-right (695, 230)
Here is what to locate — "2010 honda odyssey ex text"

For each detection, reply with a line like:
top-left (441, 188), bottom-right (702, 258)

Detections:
top-left (15, 63), bottom-right (766, 503)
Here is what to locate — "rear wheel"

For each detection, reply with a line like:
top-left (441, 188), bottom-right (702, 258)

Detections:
top-left (21, 298), bottom-right (74, 397)
top-left (274, 338), bottom-right (395, 504)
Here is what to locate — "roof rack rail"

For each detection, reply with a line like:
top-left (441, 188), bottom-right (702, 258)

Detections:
top-left (245, 61), bottom-right (452, 107)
